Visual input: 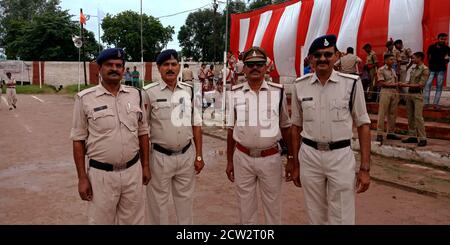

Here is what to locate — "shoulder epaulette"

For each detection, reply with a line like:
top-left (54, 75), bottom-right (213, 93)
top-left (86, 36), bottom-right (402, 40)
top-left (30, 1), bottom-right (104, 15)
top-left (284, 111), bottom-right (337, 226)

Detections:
top-left (76, 86), bottom-right (97, 97)
top-left (231, 83), bottom-right (244, 91)
top-left (337, 72), bottom-right (359, 81)
top-left (143, 82), bottom-right (159, 90)
top-left (294, 73), bottom-right (313, 83)
top-left (267, 81), bottom-right (283, 89)
top-left (180, 81), bottom-right (193, 88)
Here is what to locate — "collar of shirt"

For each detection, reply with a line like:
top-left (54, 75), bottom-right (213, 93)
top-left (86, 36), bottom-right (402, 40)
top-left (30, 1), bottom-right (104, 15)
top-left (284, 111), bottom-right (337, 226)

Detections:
top-left (242, 80), bottom-right (269, 92)
top-left (95, 82), bottom-right (130, 97)
top-left (158, 80), bottom-right (184, 91)
top-left (310, 69), bottom-right (339, 85)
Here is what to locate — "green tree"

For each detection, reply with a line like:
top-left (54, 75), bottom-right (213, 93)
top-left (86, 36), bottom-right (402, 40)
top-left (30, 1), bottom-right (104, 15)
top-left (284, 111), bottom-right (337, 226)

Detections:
top-left (0, 0), bottom-right (100, 60)
top-left (101, 11), bottom-right (174, 61)
top-left (178, 9), bottom-right (225, 62)
top-left (247, 0), bottom-right (288, 10)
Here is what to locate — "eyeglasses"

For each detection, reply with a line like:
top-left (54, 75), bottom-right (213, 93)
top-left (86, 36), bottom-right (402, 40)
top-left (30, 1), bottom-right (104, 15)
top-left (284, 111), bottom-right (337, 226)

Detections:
top-left (312, 51), bottom-right (335, 59)
top-left (245, 62), bottom-right (266, 68)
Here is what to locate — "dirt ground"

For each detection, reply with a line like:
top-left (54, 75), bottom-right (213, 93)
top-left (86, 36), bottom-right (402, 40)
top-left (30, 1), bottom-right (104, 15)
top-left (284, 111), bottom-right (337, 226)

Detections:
top-left (0, 94), bottom-right (449, 224)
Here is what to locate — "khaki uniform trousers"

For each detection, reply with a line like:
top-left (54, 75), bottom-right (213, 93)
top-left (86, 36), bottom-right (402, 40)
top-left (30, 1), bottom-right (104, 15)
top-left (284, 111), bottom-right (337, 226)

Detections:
top-left (147, 144), bottom-right (196, 225)
top-left (406, 93), bottom-right (426, 140)
top-left (299, 144), bottom-right (356, 225)
top-left (87, 160), bottom-right (146, 225)
top-left (377, 88), bottom-right (399, 134)
top-left (233, 149), bottom-right (283, 225)
top-left (368, 68), bottom-right (377, 99)
top-left (6, 88), bottom-right (17, 109)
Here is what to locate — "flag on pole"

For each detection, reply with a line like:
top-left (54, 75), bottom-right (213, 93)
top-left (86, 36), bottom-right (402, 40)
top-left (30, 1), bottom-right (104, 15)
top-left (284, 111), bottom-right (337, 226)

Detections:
top-left (230, 0), bottom-right (450, 78)
top-left (80, 10), bottom-right (87, 25)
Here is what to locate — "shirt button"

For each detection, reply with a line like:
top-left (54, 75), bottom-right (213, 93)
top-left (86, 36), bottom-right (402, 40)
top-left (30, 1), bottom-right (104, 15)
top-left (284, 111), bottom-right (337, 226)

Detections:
top-left (178, 131), bottom-right (180, 134)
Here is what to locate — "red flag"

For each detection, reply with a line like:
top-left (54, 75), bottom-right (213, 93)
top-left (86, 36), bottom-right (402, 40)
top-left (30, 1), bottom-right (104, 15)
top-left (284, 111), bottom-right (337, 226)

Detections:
top-left (80, 11), bottom-right (87, 25)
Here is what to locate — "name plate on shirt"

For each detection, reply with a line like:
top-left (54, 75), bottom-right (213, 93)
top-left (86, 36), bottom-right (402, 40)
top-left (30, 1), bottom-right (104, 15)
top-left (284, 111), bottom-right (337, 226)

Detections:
top-left (302, 97), bottom-right (313, 102)
top-left (93, 105), bottom-right (107, 112)
top-left (156, 98), bottom-right (167, 102)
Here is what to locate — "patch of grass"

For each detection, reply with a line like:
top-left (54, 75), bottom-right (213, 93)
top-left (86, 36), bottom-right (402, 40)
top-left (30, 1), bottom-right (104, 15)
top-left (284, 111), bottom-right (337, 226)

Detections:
top-left (62, 84), bottom-right (95, 96)
top-left (2, 85), bottom-right (57, 94)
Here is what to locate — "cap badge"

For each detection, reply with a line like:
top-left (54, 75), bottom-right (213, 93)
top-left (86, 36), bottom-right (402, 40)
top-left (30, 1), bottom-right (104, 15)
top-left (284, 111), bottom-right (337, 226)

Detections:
top-left (324, 38), bottom-right (329, 47)
top-left (117, 50), bottom-right (122, 57)
top-left (252, 51), bottom-right (257, 57)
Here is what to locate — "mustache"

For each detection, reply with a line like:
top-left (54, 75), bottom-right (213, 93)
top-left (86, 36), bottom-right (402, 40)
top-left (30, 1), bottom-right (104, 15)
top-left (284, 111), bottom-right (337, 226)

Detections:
top-left (316, 61), bottom-right (329, 65)
top-left (107, 71), bottom-right (120, 76)
top-left (250, 69), bottom-right (261, 73)
top-left (166, 70), bottom-right (175, 75)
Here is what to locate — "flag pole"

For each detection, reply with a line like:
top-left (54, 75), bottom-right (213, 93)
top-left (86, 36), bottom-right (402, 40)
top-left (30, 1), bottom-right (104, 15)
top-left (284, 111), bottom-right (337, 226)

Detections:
top-left (222, 0), bottom-right (229, 127)
top-left (140, 0), bottom-right (144, 88)
top-left (80, 8), bottom-right (87, 87)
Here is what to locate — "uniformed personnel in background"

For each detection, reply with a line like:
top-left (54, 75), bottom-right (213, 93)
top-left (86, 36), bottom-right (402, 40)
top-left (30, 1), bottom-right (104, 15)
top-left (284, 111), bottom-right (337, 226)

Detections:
top-left (289, 35), bottom-right (371, 225)
top-left (143, 49), bottom-right (204, 225)
top-left (334, 47), bottom-right (362, 75)
top-left (226, 46), bottom-right (292, 225)
top-left (375, 54), bottom-right (401, 142)
top-left (5, 72), bottom-right (17, 110)
top-left (393, 39), bottom-right (412, 104)
top-left (182, 63), bottom-right (194, 85)
top-left (70, 48), bottom-right (150, 225)
top-left (400, 52), bottom-right (429, 147)
top-left (362, 43), bottom-right (378, 101)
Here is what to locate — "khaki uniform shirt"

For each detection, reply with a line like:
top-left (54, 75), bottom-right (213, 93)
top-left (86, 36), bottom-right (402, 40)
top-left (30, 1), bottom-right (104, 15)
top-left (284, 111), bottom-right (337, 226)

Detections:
top-left (408, 64), bottom-right (430, 92)
top-left (229, 81), bottom-right (291, 149)
top-left (182, 68), bottom-right (194, 82)
top-left (143, 81), bottom-right (202, 151)
top-left (394, 47), bottom-right (412, 68)
top-left (291, 70), bottom-right (370, 142)
top-left (70, 83), bottom-right (149, 165)
top-left (377, 65), bottom-right (398, 85)
top-left (366, 51), bottom-right (378, 66)
top-left (335, 54), bottom-right (362, 74)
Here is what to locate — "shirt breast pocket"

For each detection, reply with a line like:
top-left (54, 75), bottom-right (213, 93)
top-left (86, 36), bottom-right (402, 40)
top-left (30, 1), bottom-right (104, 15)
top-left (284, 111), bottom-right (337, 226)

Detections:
top-left (301, 101), bottom-right (315, 122)
top-left (330, 100), bottom-right (349, 122)
top-left (89, 108), bottom-right (116, 133)
top-left (153, 101), bottom-right (172, 120)
top-left (123, 105), bottom-right (142, 132)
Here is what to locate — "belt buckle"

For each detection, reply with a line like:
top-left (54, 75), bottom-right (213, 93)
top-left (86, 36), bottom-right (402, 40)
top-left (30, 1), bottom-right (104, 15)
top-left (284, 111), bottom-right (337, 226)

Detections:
top-left (249, 149), bottom-right (261, 157)
top-left (113, 163), bottom-right (127, 171)
top-left (317, 142), bottom-right (330, 151)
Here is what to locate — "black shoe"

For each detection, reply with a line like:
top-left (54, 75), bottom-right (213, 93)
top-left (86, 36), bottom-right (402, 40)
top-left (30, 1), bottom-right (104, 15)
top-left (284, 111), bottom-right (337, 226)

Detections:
top-left (9, 108), bottom-right (12, 110)
top-left (387, 134), bottom-right (402, 140)
top-left (418, 140), bottom-right (427, 147)
top-left (402, 137), bottom-right (418, 143)
top-left (12, 104), bottom-right (16, 109)
top-left (376, 135), bottom-right (383, 142)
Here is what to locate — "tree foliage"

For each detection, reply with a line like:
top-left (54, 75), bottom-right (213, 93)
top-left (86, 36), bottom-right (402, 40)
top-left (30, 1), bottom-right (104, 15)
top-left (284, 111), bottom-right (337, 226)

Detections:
top-left (0, 0), bottom-right (100, 61)
top-left (178, 0), bottom-right (287, 61)
top-left (101, 11), bottom-right (174, 61)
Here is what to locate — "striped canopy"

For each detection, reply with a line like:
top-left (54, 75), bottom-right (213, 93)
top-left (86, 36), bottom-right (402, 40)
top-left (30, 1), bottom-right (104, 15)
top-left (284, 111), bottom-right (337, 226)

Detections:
top-left (230, 0), bottom-right (450, 78)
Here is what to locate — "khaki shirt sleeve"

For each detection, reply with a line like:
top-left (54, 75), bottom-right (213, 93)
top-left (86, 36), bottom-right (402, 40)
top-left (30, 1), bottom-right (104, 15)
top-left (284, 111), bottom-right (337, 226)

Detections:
top-left (70, 95), bottom-right (88, 141)
top-left (279, 89), bottom-right (291, 128)
top-left (290, 85), bottom-right (302, 127)
top-left (138, 91), bottom-right (149, 136)
top-left (357, 56), bottom-right (362, 63)
top-left (419, 67), bottom-right (430, 87)
top-left (351, 79), bottom-right (371, 127)
top-left (376, 68), bottom-right (384, 82)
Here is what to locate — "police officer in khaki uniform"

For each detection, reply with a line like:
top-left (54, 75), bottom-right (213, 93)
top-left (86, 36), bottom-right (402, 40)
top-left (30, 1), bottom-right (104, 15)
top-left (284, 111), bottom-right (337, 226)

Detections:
top-left (362, 43), bottom-right (378, 101)
top-left (182, 63), bottom-right (194, 85)
top-left (393, 39), bottom-right (413, 103)
top-left (143, 49), bottom-right (204, 225)
top-left (400, 52), bottom-right (430, 147)
top-left (5, 72), bottom-right (17, 110)
top-left (289, 35), bottom-right (371, 225)
top-left (70, 48), bottom-right (150, 225)
top-left (376, 54), bottom-right (401, 142)
top-left (226, 46), bottom-right (291, 225)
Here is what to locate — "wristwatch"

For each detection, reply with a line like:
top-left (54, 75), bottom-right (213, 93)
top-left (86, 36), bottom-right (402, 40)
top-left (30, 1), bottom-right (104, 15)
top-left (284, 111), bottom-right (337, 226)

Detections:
top-left (287, 155), bottom-right (294, 159)
top-left (196, 156), bottom-right (203, 162)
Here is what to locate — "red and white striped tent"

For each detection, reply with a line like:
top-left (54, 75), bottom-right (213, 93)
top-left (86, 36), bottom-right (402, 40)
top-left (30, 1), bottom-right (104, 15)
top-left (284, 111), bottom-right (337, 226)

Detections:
top-left (230, 0), bottom-right (450, 80)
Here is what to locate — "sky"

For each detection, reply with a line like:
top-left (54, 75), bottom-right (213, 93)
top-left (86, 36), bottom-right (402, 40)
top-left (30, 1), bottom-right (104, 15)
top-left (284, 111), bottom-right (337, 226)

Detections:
top-left (60, 0), bottom-right (226, 50)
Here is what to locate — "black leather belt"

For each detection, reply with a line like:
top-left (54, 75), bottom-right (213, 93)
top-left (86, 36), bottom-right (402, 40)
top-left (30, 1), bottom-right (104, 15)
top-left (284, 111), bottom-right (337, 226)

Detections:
top-left (302, 138), bottom-right (351, 151)
top-left (153, 141), bottom-right (191, 156)
top-left (89, 153), bottom-right (139, 172)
